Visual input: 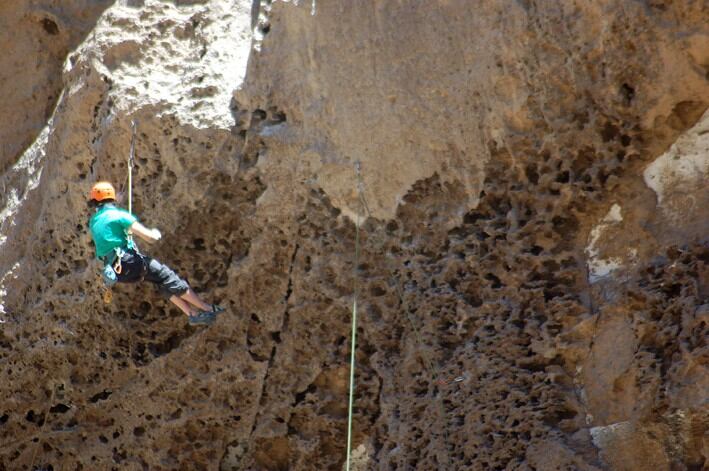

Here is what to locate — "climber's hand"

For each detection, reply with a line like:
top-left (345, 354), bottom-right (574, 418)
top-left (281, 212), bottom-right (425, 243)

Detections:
top-left (151, 228), bottom-right (162, 241)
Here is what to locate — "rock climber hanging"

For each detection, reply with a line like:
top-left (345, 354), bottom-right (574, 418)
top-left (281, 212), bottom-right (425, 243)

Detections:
top-left (88, 181), bottom-right (224, 325)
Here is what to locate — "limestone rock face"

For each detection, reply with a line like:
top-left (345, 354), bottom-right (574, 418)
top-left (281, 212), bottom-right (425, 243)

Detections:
top-left (0, 1), bottom-right (707, 470)
top-left (0, 0), bottom-right (114, 173)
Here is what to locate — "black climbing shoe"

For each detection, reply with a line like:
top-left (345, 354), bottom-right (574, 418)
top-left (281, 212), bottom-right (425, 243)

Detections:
top-left (188, 311), bottom-right (216, 326)
top-left (211, 304), bottom-right (225, 315)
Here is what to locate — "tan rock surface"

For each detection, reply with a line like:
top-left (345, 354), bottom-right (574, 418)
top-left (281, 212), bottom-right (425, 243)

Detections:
top-left (0, 0), bottom-right (707, 470)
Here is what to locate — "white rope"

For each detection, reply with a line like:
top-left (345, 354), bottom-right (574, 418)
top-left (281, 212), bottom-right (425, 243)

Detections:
top-left (128, 120), bottom-right (137, 214)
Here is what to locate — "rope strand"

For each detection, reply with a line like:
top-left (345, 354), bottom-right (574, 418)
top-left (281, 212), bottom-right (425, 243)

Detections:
top-left (345, 161), bottom-right (365, 471)
top-left (128, 120), bottom-right (136, 214)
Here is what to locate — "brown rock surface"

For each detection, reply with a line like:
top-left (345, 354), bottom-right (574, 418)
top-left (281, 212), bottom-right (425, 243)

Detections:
top-left (0, 1), bottom-right (707, 470)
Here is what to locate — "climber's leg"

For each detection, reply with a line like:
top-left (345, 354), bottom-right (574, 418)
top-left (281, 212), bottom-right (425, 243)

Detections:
top-left (180, 288), bottom-right (212, 312)
top-left (143, 256), bottom-right (221, 316)
top-left (170, 295), bottom-right (197, 317)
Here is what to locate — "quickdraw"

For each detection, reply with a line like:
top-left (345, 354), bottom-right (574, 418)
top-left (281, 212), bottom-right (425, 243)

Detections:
top-left (113, 254), bottom-right (122, 274)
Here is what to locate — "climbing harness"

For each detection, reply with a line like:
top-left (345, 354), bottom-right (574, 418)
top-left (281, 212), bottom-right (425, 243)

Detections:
top-left (111, 247), bottom-right (125, 275)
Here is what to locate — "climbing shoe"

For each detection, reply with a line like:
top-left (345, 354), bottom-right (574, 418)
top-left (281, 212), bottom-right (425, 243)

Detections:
top-left (211, 304), bottom-right (225, 315)
top-left (188, 311), bottom-right (216, 326)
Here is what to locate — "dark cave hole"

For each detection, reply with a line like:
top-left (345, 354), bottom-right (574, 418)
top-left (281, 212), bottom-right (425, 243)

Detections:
top-left (26, 410), bottom-right (45, 426)
top-left (294, 384), bottom-right (317, 406)
top-left (555, 170), bottom-right (570, 183)
top-left (485, 273), bottom-right (503, 289)
top-left (525, 164), bottom-right (539, 185)
top-left (620, 83), bottom-right (635, 104)
top-left (463, 211), bottom-right (488, 225)
top-left (270, 110), bottom-right (286, 123)
top-left (41, 18), bottom-right (59, 35)
top-left (543, 407), bottom-right (577, 426)
top-left (49, 403), bottom-right (70, 414)
top-left (662, 283), bottom-right (683, 298)
top-left (148, 333), bottom-right (185, 357)
top-left (89, 390), bottom-right (112, 403)
top-left (193, 238), bottom-right (206, 250)
top-left (0, 413), bottom-right (8, 424)
top-left (551, 215), bottom-right (579, 237)
top-left (529, 245), bottom-right (543, 256)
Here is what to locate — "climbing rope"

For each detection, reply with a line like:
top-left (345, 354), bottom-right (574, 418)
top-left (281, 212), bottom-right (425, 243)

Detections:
top-left (343, 162), bottom-right (461, 469)
top-left (128, 120), bottom-right (137, 214)
top-left (345, 161), bottom-right (368, 471)
top-left (103, 119), bottom-right (137, 306)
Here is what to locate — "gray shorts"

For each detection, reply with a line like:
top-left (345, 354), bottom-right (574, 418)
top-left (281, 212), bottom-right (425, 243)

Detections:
top-left (115, 250), bottom-right (189, 298)
top-left (143, 257), bottom-right (190, 298)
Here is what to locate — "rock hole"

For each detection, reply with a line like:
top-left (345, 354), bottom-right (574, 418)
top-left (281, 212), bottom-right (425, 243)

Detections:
top-left (600, 122), bottom-right (619, 142)
top-left (26, 410), bottom-right (45, 426)
top-left (485, 273), bottom-right (503, 289)
top-left (89, 390), bottom-right (112, 403)
top-left (620, 83), bottom-right (635, 104)
top-left (525, 164), bottom-right (539, 185)
top-left (269, 110), bottom-right (286, 123)
top-left (41, 18), bottom-right (59, 35)
top-left (49, 403), bottom-right (70, 414)
top-left (555, 170), bottom-right (569, 183)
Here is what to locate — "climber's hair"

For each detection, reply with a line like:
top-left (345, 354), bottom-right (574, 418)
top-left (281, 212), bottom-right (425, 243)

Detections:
top-left (87, 198), bottom-right (115, 208)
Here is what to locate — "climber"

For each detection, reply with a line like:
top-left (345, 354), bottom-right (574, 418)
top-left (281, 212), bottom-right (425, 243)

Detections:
top-left (88, 181), bottom-right (223, 325)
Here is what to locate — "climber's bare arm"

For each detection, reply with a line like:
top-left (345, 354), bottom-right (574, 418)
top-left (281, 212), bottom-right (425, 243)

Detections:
top-left (129, 221), bottom-right (162, 243)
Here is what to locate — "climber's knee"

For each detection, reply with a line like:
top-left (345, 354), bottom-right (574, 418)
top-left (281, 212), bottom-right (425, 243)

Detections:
top-left (144, 258), bottom-right (189, 298)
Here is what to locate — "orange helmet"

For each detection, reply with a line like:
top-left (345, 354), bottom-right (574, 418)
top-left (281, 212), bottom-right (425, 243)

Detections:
top-left (90, 181), bottom-right (116, 202)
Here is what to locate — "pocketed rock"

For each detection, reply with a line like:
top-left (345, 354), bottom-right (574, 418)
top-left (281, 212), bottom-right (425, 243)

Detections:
top-left (0, 1), bottom-right (707, 470)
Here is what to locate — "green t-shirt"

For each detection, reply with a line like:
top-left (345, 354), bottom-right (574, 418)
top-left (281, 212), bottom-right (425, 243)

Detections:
top-left (89, 204), bottom-right (138, 260)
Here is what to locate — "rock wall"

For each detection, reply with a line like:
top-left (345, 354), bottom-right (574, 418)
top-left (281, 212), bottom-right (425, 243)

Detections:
top-left (0, 0), bottom-right (707, 470)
